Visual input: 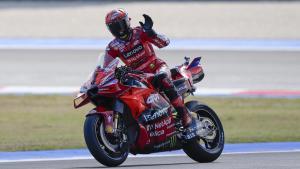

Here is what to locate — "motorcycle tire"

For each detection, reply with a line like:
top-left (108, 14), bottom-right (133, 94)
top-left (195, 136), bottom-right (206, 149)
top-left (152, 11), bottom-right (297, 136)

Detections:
top-left (183, 101), bottom-right (225, 163)
top-left (84, 114), bottom-right (128, 167)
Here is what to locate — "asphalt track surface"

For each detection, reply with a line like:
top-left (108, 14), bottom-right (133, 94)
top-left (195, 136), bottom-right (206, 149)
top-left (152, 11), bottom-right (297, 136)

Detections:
top-left (1, 49), bottom-right (299, 90)
top-left (1, 152), bottom-right (300, 169)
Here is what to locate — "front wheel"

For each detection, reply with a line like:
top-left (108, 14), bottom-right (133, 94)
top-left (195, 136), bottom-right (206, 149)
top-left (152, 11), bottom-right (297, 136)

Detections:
top-left (84, 114), bottom-right (128, 167)
top-left (183, 101), bottom-right (225, 163)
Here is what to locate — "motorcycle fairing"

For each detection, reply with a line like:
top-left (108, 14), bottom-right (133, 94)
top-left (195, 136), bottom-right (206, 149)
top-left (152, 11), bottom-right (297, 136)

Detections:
top-left (119, 87), bottom-right (152, 119)
top-left (187, 57), bottom-right (201, 69)
top-left (133, 91), bottom-right (179, 153)
top-left (74, 93), bottom-right (89, 109)
top-left (186, 57), bottom-right (204, 84)
top-left (74, 59), bottom-right (120, 109)
top-left (74, 57), bottom-right (205, 154)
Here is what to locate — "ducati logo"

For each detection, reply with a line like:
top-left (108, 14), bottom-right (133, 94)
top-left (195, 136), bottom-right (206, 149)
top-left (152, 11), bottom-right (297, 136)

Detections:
top-left (146, 93), bottom-right (159, 104)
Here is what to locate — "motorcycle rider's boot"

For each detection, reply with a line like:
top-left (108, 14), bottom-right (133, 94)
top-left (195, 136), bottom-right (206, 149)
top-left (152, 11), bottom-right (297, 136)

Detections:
top-left (170, 97), bottom-right (197, 139)
top-left (174, 105), bottom-right (198, 140)
top-left (181, 108), bottom-right (193, 127)
top-left (173, 105), bottom-right (192, 127)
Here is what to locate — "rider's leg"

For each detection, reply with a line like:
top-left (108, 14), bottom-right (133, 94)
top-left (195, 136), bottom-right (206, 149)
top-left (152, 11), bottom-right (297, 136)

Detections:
top-left (152, 68), bottom-right (192, 127)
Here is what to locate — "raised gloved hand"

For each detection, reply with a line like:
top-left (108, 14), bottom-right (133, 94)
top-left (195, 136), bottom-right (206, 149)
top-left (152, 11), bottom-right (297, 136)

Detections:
top-left (139, 14), bottom-right (156, 37)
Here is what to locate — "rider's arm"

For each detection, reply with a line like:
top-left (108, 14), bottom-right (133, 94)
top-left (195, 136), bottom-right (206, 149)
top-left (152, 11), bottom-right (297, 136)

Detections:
top-left (103, 45), bottom-right (119, 67)
top-left (142, 30), bottom-right (170, 49)
top-left (139, 14), bottom-right (170, 48)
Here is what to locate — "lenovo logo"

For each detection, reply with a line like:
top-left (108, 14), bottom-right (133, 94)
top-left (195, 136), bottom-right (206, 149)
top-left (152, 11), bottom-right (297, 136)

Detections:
top-left (123, 44), bottom-right (144, 58)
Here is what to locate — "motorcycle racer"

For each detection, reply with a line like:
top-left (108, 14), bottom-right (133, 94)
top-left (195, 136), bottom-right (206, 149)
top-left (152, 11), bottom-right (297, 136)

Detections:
top-left (97, 9), bottom-right (193, 130)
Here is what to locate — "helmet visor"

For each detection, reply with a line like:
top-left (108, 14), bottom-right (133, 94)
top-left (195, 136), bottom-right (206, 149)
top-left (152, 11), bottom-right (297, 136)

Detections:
top-left (107, 18), bottom-right (130, 38)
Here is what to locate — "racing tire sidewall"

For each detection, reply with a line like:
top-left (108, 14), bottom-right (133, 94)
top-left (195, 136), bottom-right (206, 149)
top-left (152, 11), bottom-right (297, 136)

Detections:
top-left (84, 114), bottom-right (128, 167)
top-left (183, 101), bottom-right (225, 163)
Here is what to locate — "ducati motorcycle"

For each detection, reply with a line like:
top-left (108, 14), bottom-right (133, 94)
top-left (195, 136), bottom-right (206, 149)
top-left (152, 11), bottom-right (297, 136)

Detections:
top-left (74, 57), bottom-right (224, 167)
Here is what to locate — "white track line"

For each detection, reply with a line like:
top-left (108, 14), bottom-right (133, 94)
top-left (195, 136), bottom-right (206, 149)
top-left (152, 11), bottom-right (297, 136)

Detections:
top-left (1, 86), bottom-right (300, 98)
top-left (1, 46), bottom-right (300, 51)
top-left (0, 86), bottom-right (78, 95)
top-left (1, 39), bottom-right (300, 51)
top-left (1, 150), bottom-right (300, 163)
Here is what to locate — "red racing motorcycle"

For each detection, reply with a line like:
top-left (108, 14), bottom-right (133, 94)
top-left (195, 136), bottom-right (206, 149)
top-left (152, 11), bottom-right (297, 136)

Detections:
top-left (74, 57), bottom-right (224, 167)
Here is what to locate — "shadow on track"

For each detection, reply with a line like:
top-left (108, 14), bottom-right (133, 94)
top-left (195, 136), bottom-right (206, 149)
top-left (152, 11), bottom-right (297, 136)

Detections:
top-left (73, 162), bottom-right (198, 168)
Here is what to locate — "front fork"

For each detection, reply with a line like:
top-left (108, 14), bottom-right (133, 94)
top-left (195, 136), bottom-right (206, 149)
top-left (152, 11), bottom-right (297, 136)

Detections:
top-left (112, 113), bottom-right (119, 133)
top-left (104, 112), bottom-right (122, 137)
top-left (106, 112), bottom-right (128, 145)
top-left (111, 112), bottom-right (128, 151)
top-left (87, 109), bottom-right (122, 136)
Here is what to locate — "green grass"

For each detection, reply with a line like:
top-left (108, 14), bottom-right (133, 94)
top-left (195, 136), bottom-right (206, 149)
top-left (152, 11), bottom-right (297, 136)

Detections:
top-left (188, 97), bottom-right (300, 143)
top-left (0, 95), bottom-right (300, 151)
top-left (0, 96), bottom-right (92, 151)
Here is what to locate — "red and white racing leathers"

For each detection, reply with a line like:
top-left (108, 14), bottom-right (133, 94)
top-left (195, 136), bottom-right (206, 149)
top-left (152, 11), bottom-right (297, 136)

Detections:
top-left (103, 26), bottom-right (170, 74)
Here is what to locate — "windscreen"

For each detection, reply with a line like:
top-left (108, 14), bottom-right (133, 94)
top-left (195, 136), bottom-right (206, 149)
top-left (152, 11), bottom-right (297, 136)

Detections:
top-left (80, 57), bottom-right (119, 93)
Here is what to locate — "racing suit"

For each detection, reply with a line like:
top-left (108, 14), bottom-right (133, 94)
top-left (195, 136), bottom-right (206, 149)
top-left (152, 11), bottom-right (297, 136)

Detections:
top-left (102, 26), bottom-right (191, 127)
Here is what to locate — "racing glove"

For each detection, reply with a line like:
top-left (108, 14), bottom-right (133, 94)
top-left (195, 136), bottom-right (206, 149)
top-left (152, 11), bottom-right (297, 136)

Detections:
top-left (139, 14), bottom-right (157, 37)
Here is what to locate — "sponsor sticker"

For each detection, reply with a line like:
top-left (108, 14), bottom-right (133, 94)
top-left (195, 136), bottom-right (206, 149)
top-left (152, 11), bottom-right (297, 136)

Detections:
top-left (149, 130), bottom-right (164, 137)
top-left (146, 93), bottom-right (160, 104)
top-left (153, 135), bottom-right (177, 149)
top-left (127, 50), bottom-right (145, 63)
top-left (154, 140), bottom-right (170, 149)
top-left (149, 63), bottom-right (155, 69)
top-left (142, 107), bottom-right (169, 123)
top-left (146, 116), bottom-right (172, 131)
top-left (123, 44), bottom-right (144, 59)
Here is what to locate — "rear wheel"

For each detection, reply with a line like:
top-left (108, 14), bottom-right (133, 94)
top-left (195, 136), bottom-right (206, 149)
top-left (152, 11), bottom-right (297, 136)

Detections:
top-left (84, 114), bottom-right (128, 167)
top-left (183, 101), bottom-right (224, 163)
